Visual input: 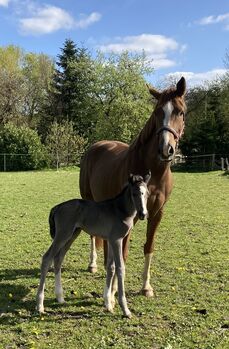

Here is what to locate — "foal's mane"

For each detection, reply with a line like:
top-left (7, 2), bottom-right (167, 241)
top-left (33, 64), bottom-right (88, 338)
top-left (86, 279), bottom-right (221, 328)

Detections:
top-left (106, 176), bottom-right (144, 202)
top-left (129, 87), bottom-right (185, 151)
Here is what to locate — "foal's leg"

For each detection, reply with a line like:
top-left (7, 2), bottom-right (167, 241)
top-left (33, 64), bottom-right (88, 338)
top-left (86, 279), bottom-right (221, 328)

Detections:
top-left (110, 274), bottom-right (118, 309)
top-left (88, 236), bottom-right (98, 273)
top-left (106, 233), bottom-right (130, 307)
top-left (103, 243), bottom-right (115, 313)
top-left (36, 237), bottom-right (71, 313)
top-left (54, 230), bottom-right (81, 303)
top-left (111, 239), bottom-right (131, 318)
top-left (142, 209), bottom-right (163, 297)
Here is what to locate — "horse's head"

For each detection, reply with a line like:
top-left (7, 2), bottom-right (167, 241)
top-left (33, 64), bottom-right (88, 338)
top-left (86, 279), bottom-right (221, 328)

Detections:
top-left (128, 171), bottom-right (151, 220)
top-left (148, 77), bottom-right (186, 162)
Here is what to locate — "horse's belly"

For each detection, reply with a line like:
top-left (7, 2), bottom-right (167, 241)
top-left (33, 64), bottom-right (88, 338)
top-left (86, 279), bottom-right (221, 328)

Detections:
top-left (81, 140), bottom-right (128, 201)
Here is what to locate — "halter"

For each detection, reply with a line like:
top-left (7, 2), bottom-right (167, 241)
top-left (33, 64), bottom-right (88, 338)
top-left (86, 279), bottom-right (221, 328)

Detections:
top-left (156, 126), bottom-right (180, 140)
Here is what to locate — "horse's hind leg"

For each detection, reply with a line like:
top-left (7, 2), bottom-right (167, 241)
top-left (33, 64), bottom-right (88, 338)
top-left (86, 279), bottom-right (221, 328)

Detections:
top-left (54, 229), bottom-right (81, 303)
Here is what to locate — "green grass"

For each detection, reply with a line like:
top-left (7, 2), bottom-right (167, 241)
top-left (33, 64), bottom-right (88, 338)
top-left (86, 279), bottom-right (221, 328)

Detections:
top-left (0, 169), bottom-right (228, 349)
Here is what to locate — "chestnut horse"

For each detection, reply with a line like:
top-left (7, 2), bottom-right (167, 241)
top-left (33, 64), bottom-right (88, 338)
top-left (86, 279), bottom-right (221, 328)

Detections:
top-left (80, 77), bottom-right (186, 297)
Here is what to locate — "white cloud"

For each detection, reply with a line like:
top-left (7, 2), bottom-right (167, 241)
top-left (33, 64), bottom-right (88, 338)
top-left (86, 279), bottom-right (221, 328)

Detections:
top-left (99, 34), bottom-right (184, 69)
top-left (164, 69), bottom-right (227, 88)
top-left (19, 4), bottom-right (101, 35)
top-left (75, 12), bottom-right (101, 29)
top-left (197, 12), bottom-right (229, 30)
top-left (0, 0), bottom-right (10, 7)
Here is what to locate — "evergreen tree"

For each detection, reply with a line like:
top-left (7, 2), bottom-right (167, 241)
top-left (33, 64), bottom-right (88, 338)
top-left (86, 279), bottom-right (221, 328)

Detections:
top-left (51, 39), bottom-right (96, 138)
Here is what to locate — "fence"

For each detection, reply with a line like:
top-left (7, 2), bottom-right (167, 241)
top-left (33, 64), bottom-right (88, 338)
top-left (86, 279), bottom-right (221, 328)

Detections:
top-left (1, 152), bottom-right (229, 172)
top-left (173, 153), bottom-right (229, 172)
top-left (0, 153), bottom-right (30, 172)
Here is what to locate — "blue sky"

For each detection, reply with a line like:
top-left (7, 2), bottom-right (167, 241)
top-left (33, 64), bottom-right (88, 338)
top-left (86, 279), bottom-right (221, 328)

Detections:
top-left (0, 0), bottom-right (228, 87)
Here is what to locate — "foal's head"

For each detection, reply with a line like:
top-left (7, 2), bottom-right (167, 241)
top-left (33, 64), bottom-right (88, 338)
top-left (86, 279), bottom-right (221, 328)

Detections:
top-left (148, 77), bottom-right (186, 162)
top-left (128, 171), bottom-right (151, 220)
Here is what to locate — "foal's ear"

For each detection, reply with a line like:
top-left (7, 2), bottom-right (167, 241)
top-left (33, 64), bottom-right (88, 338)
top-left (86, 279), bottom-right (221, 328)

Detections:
top-left (176, 77), bottom-right (186, 97)
top-left (144, 170), bottom-right (151, 185)
top-left (146, 84), bottom-right (161, 100)
top-left (128, 173), bottom-right (134, 184)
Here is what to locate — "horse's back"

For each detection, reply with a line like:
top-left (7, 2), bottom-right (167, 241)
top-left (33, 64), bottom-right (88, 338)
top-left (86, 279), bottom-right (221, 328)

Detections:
top-left (80, 140), bottom-right (129, 201)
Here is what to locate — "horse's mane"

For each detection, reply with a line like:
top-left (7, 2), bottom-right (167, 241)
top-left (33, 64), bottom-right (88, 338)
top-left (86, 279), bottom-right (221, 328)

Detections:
top-left (129, 111), bottom-right (156, 151)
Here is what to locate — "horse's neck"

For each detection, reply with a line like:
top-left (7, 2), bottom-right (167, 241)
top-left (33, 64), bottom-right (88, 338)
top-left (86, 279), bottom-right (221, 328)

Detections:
top-left (127, 111), bottom-right (171, 177)
top-left (116, 185), bottom-right (136, 218)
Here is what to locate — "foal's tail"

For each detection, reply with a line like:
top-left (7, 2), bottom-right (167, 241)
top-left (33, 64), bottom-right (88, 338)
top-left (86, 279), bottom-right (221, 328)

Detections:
top-left (49, 206), bottom-right (57, 239)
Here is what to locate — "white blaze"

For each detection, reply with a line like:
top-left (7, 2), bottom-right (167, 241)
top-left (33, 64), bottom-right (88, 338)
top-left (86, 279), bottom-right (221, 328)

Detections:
top-left (162, 101), bottom-right (174, 155)
top-left (139, 184), bottom-right (148, 216)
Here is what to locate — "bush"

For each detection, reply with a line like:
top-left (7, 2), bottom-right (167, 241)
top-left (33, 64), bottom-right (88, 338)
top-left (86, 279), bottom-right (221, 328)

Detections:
top-left (0, 123), bottom-right (49, 171)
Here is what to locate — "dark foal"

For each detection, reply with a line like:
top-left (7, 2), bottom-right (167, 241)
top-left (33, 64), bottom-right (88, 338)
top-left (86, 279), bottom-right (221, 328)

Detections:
top-left (37, 172), bottom-right (151, 318)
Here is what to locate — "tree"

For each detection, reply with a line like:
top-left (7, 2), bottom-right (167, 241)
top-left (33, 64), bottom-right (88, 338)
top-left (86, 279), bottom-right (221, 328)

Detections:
top-left (0, 45), bottom-right (25, 124)
top-left (22, 53), bottom-right (54, 125)
top-left (180, 78), bottom-right (229, 156)
top-left (92, 51), bottom-right (153, 143)
top-left (45, 120), bottom-right (87, 168)
top-left (50, 39), bottom-right (95, 138)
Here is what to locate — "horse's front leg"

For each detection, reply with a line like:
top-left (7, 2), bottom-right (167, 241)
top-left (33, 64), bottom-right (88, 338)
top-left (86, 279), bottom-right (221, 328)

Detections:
top-left (141, 208), bottom-right (163, 297)
top-left (111, 239), bottom-right (131, 318)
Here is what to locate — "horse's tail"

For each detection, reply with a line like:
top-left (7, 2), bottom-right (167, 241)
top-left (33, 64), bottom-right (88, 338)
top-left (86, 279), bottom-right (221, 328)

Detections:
top-left (49, 206), bottom-right (57, 239)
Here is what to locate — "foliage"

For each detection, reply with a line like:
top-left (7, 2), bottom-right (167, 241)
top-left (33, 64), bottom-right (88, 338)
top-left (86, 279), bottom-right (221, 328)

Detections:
top-left (22, 53), bottom-right (54, 125)
top-left (45, 120), bottom-right (87, 168)
top-left (92, 51), bottom-right (153, 143)
top-left (0, 45), bottom-right (54, 128)
top-left (49, 39), bottom-right (96, 138)
top-left (180, 78), bottom-right (229, 156)
top-left (0, 45), bottom-right (25, 123)
top-left (0, 170), bottom-right (228, 348)
top-left (0, 123), bottom-right (48, 170)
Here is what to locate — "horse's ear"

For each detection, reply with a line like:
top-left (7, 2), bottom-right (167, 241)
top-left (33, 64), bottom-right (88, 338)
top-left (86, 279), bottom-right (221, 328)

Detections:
top-left (144, 170), bottom-right (151, 184)
top-left (176, 77), bottom-right (186, 97)
top-left (146, 84), bottom-right (161, 100)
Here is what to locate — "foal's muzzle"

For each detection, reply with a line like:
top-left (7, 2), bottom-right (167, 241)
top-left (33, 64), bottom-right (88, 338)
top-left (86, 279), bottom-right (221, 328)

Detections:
top-left (138, 212), bottom-right (148, 220)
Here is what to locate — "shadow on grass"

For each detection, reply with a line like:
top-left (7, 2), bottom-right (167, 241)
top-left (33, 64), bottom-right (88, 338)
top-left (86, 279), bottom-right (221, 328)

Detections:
top-left (0, 267), bottom-right (40, 281)
top-left (0, 267), bottom-right (106, 325)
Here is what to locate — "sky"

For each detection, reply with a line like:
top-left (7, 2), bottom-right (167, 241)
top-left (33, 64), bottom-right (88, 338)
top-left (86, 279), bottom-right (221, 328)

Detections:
top-left (0, 0), bottom-right (228, 88)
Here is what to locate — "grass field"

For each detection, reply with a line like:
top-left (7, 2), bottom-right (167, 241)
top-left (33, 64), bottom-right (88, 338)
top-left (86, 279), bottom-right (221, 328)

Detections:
top-left (0, 169), bottom-right (228, 349)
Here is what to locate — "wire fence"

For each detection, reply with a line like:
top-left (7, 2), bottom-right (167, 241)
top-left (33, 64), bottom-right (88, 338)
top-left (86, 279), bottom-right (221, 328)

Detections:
top-left (0, 153), bottom-right (31, 172)
top-left (0, 152), bottom-right (228, 172)
top-left (173, 153), bottom-right (229, 172)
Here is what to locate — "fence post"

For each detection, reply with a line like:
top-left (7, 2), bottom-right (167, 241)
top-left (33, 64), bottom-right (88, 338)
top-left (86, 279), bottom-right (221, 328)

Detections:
top-left (221, 157), bottom-right (225, 171)
top-left (3, 153), bottom-right (6, 172)
top-left (211, 154), bottom-right (215, 171)
top-left (225, 158), bottom-right (229, 171)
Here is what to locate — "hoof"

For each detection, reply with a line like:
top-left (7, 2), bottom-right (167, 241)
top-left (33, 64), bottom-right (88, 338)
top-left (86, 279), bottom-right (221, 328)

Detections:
top-left (141, 288), bottom-right (154, 298)
top-left (88, 266), bottom-right (97, 274)
top-left (56, 297), bottom-right (65, 304)
top-left (105, 305), bottom-right (114, 313)
top-left (122, 311), bottom-right (132, 319)
top-left (36, 306), bottom-right (45, 314)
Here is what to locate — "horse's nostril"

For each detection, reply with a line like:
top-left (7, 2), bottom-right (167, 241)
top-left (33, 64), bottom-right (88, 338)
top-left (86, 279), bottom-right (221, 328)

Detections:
top-left (168, 144), bottom-right (174, 156)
